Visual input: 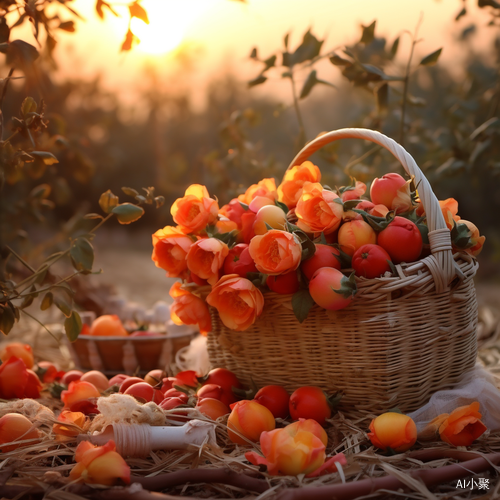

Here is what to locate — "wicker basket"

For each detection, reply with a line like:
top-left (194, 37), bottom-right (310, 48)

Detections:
top-left (207, 128), bottom-right (479, 420)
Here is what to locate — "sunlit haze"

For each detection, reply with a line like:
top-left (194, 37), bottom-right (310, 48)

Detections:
top-left (46, 0), bottom-right (494, 109)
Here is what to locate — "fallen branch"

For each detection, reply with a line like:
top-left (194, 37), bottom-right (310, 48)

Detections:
top-left (275, 452), bottom-right (500, 500)
top-left (130, 467), bottom-right (270, 493)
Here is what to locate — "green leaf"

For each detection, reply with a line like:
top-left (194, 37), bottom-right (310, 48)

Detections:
top-left (300, 70), bottom-right (318, 99)
top-left (40, 292), bottom-right (53, 311)
top-left (387, 260), bottom-right (398, 276)
top-left (65, 311), bottom-right (82, 342)
top-left (59, 20), bottom-right (76, 32)
top-left (332, 245), bottom-right (352, 269)
top-left (154, 196), bottom-right (165, 208)
top-left (300, 70), bottom-right (336, 99)
top-left (122, 187), bottom-right (139, 197)
top-left (262, 55), bottom-right (276, 72)
top-left (294, 230), bottom-right (316, 261)
top-left (2, 39), bottom-right (39, 66)
top-left (360, 20), bottom-right (376, 44)
top-left (329, 54), bottom-right (351, 66)
top-left (30, 183), bottom-right (51, 199)
top-left (420, 48), bottom-right (442, 66)
top-left (55, 292), bottom-right (73, 318)
top-left (99, 189), bottom-right (119, 214)
top-left (21, 96), bottom-right (37, 116)
top-left (248, 75), bottom-right (267, 87)
top-left (292, 289), bottom-right (315, 323)
top-left (376, 83), bottom-right (389, 113)
top-left (455, 6), bottom-right (467, 21)
top-left (288, 29), bottom-right (323, 66)
top-left (360, 64), bottom-right (404, 82)
top-left (478, 0), bottom-right (500, 7)
top-left (83, 213), bottom-right (104, 220)
top-left (390, 36), bottom-right (400, 59)
top-left (0, 18), bottom-right (10, 44)
top-left (332, 272), bottom-right (357, 299)
top-left (417, 223), bottom-right (429, 245)
top-left (30, 151), bottom-right (59, 165)
top-left (112, 203), bottom-right (145, 224)
top-left (284, 33), bottom-right (289, 49)
top-left (0, 303), bottom-right (16, 335)
top-left (129, 1), bottom-right (149, 24)
top-left (70, 238), bottom-right (94, 272)
top-left (275, 200), bottom-right (289, 214)
top-left (121, 29), bottom-right (137, 52)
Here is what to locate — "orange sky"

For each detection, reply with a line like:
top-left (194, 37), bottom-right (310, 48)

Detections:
top-left (29, 0), bottom-right (497, 108)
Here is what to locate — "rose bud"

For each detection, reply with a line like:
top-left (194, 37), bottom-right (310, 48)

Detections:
top-left (70, 440), bottom-right (130, 486)
top-left (368, 412), bottom-right (417, 453)
top-left (227, 400), bottom-right (275, 444)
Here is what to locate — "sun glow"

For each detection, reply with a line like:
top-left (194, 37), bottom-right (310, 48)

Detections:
top-left (130, 0), bottom-right (211, 55)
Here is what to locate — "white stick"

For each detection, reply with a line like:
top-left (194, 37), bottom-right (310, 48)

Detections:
top-left (79, 420), bottom-right (217, 457)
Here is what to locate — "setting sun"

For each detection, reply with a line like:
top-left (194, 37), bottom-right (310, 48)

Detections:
top-left (130, 0), bottom-right (211, 55)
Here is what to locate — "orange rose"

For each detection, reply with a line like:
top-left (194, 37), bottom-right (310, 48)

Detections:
top-left (171, 184), bottom-right (219, 234)
top-left (417, 198), bottom-right (460, 230)
top-left (457, 220), bottom-right (485, 257)
top-left (53, 410), bottom-right (88, 438)
top-left (341, 180), bottom-right (366, 202)
top-left (206, 275), bottom-right (264, 331)
top-left (152, 226), bottom-right (193, 278)
top-left (249, 230), bottom-right (302, 275)
top-left (70, 440), bottom-right (130, 486)
top-left (219, 198), bottom-right (247, 227)
top-left (186, 238), bottom-right (229, 285)
top-left (61, 381), bottom-right (100, 414)
top-left (295, 182), bottom-right (344, 234)
top-left (0, 342), bottom-right (34, 368)
top-left (238, 178), bottom-right (277, 205)
top-left (216, 217), bottom-right (238, 234)
top-left (169, 282), bottom-right (212, 335)
top-left (368, 412), bottom-right (417, 453)
top-left (438, 402), bottom-right (487, 447)
top-left (245, 419), bottom-right (347, 477)
top-left (278, 161), bottom-right (322, 209)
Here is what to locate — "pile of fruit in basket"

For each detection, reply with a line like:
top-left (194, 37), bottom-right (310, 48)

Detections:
top-left (152, 162), bottom-right (485, 332)
top-left (0, 340), bottom-right (489, 484)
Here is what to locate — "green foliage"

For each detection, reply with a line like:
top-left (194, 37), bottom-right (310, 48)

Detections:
top-left (292, 289), bottom-right (315, 323)
top-left (112, 203), bottom-right (145, 224)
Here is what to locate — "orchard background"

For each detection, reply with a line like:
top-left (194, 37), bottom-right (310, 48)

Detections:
top-left (1, 0), bottom-right (500, 339)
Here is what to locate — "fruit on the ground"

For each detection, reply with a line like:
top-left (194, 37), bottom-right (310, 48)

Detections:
top-left (289, 386), bottom-right (332, 426)
top-left (254, 385), bottom-right (290, 419)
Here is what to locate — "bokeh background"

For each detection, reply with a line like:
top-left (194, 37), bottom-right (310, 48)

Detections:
top-left (1, 0), bottom-right (500, 319)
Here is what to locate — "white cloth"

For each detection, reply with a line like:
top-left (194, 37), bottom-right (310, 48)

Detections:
top-left (408, 364), bottom-right (500, 432)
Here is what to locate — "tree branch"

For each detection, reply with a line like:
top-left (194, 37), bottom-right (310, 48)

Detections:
top-left (275, 452), bottom-right (500, 500)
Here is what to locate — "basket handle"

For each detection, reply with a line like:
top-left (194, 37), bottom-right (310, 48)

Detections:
top-left (288, 128), bottom-right (456, 292)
